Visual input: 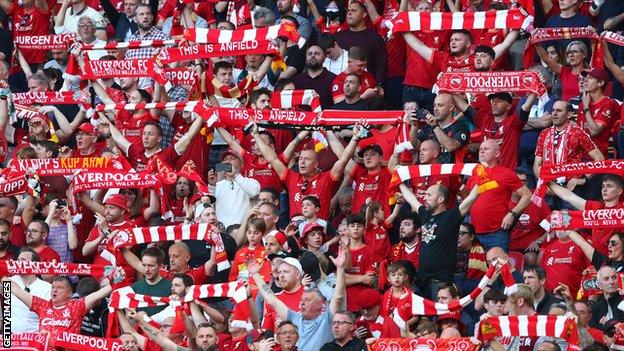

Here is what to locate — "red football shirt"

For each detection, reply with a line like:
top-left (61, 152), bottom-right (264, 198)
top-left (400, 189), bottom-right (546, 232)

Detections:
top-left (86, 220), bottom-right (136, 285)
top-left (404, 31), bottom-right (447, 88)
top-left (390, 241), bottom-right (420, 270)
top-left (115, 110), bottom-right (157, 145)
top-left (282, 169), bottom-right (338, 219)
top-left (411, 174), bottom-right (461, 208)
top-left (350, 164), bottom-right (392, 216)
top-left (9, 6), bottom-right (51, 64)
top-left (509, 200), bottom-right (551, 252)
top-left (358, 315), bottom-right (401, 339)
top-left (469, 165), bottom-right (524, 233)
top-left (346, 245), bottom-right (378, 311)
top-left (577, 96), bottom-right (619, 157)
top-left (535, 125), bottom-right (597, 165)
top-left (37, 246), bottom-right (60, 263)
top-left (262, 285), bottom-right (304, 330)
top-left (478, 112), bottom-right (526, 169)
top-left (560, 66), bottom-right (580, 101)
top-left (171, 113), bottom-right (211, 181)
top-left (241, 150), bottom-right (283, 192)
top-left (126, 142), bottom-right (180, 173)
top-left (364, 223), bottom-right (392, 258)
top-left (31, 296), bottom-right (87, 336)
top-left (540, 238), bottom-right (588, 292)
top-left (160, 266), bottom-right (208, 285)
top-left (430, 50), bottom-right (475, 73)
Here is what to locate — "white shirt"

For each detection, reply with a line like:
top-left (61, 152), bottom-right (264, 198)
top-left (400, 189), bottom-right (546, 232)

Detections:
top-left (323, 49), bottom-right (348, 75)
top-left (54, 6), bottom-right (105, 34)
top-left (10, 276), bottom-right (51, 332)
top-left (215, 174), bottom-right (260, 227)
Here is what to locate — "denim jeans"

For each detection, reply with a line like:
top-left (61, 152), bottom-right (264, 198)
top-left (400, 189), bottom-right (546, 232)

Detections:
top-left (477, 229), bottom-right (509, 252)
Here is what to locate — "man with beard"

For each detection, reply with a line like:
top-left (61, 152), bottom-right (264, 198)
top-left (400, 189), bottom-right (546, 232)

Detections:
top-left (0, 219), bottom-right (20, 260)
top-left (129, 247), bottom-right (171, 317)
top-left (43, 49), bottom-right (68, 72)
top-left (292, 45), bottom-right (337, 109)
top-left (262, 257), bottom-right (305, 331)
top-left (0, 195), bottom-right (35, 247)
top-left (25, 220), bottom-right (60, 265)
top-left (390, 213), bottom-right (421, 270)
top-left (332, 73), bottom-right (366, 110)
top-left (399, 181), bottom-right (480, 299)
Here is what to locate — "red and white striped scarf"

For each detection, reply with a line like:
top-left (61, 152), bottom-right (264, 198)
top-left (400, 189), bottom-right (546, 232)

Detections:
top-left (478, 316), bottom-right (580, 350)
top-left (0, 260), bottom-right (113, 278)
top-left (95, 101), bottom-right (218, 126)
top-left (158, 41), bottom-right (281, 64)
top-left (318, 110), bottom-right (404, 128)
top-left (437, 71), bottom-right (547, 96)
top-left (112, 223), bottom-right (230, 271)
top-left (81, 39), bottom-right (177, 51)
top-left (603, 31), bottom-right (624, 48)
top-left (387, 9), bottom-right (532, 37)
top-left (394, 121), bottom-right (413, 154)
top-left (13, 104), bottom-right (45, 123)
top-left (389, 163), bottom-right (480, 189)
top-left (14, 33), bottom-right (77, 50)
top-left (184, 23), bottom-right (306, 48)
top-left (271, 89), bottom-right (322, 112)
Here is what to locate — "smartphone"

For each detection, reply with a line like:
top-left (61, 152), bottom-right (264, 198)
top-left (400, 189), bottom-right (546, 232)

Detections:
top-left (57, 200), bottom-right (67, 207)
top-left (214, 163), bottom-right (232, 173)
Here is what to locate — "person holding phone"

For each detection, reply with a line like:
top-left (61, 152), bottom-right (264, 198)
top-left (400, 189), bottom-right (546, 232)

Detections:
top-left (214, 150), bottom-right (261, 228)
top-left (43, 197), bottom-right (78, 263)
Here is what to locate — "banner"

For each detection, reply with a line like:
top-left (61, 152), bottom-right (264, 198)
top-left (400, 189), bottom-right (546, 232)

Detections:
top-left (387, 9), bottom-right (532, 37)
top-left (550, 208), bottom-right (624, 230)
top-left (184, 23), bottom-right (305, 48)
top-left (81, 59), bottom-right (168, 86)
top-left (72, 171), bottom-right (160, 193)
top-left (369, 338), bottom-right (480, 351)
top-left (437, 71), bottom-right (546, 96)
top-left (157, 41), bottom-right (280, 64)
top-left (10, 91), bottom-right (91, 107)
top-left (478, 316), bottom-right (579, 350)
top-left (53, 332), bottom-right (122, 351)
top-left (4, 157), bottom-right (132, 177)
top-left (523, 27), bottom-right (603, 69)
top-left (0, 174), bottom-right (37, 198)
top-left (0, 260), bottom-right (113, 278)
top-left (0, 332), bottom-right (50, 351)
top-left (81, 39), bottom-right (177, 50)
top-left (14, 33), bottom-right (76, 50)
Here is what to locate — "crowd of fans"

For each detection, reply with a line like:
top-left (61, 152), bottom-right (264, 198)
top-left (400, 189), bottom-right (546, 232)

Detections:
top-left (3, 0), bottom-right (624, 350)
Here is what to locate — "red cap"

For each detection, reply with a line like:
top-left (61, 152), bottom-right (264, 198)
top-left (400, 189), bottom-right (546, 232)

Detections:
top-left (220, 149), bottom-right (241, 162)
top-left (300, 222), bottom-right (325, 245)
top-left (356, 288), bottom-right (382, 309)
top-left (30, 113), bottom-right (50, 126)
top-left (581, 68), bottom-right (610, 83)
top-left (104, 194), bottom-right (128, 211)
top-left (267, 230), bottom-right (288, 246)
top-left (77, 123), bottom-right (97, 136)
top-left (436, 311), bottom-right (466, 335)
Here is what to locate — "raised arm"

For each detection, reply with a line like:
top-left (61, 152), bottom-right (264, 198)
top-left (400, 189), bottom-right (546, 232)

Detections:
top-left (567, 230), bottom-right (596, 263)
top-left (174, 115), bottom-right (205, 155)
top-left (547, 182), bottom-right (587, 210)
top-left (251, 124), bottom-right (288, 179)
top-left (364, 0), bottom-right (380, 22)
top-left (492, 30), bottom-right (519, 60)
top-left (55, 0), bottom-right (70, 29)
top-left (458, 184), bottom-right (479, 217)
top-left (330, 125), bottom-right (362, 180)
top-left (129, 310), bottom-right (186, 351)
top-left (603, 41), bottom-right (624, 84)
top-left (399, 183), bottom-right (422, 212)
top-left (329, 246), bottom-right (347, 314)
top-left (306, 0), bottom-right (322, 20)
top-left (326, 130), bottom-right (356, 175)
top-left (1, 278), bottom-right (32, 308)
top-left (84, 279), bottom-right (113, 310)
top-left (250, 259), bottom-right (289, 321)
top-left (535, 44), bottom-right (562, 75)
top-left (216, 127), bottom-right (244, 155)
top-left (402, 33), bottom-right (433, 62)
top-left (282, 130), bottom-right (310, 161)
top-left (101, 115), bottom-right (132, 154)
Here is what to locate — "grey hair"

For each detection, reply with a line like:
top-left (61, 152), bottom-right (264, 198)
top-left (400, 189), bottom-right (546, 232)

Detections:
top-left (253, 7), bottom-right (276, 25)
top-left (28, 72), bottom-right (50, 88)
top-left (566, 40), bottom-right (587, 55)
top-left (334, 310), bottom-right (356, 323)
top-left (78, 15), bottom-right (96, 26)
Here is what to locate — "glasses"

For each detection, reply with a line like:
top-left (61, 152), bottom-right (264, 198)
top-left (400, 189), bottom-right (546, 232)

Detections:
top-left (608, 240), bottom-right (620, 247)
top-left (278, 330), bottom-right (298, 336)
top-left (25, 229), bottom-right (43, 234)
top-left (331, 320), bottom-right (352, 326)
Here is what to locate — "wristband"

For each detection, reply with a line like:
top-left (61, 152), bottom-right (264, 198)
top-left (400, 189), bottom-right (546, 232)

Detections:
top-left (508, 210), bottom-right (520, 219)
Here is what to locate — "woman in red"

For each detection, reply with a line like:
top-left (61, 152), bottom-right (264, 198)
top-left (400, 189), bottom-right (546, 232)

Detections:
top-left (536, 40), bottom-right (589, 100)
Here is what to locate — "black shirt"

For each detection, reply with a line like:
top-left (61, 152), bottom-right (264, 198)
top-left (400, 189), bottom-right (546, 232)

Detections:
top-left (417, 117), bottom-right (470, 163)
top-left (417, 206), bottom-right (464, 281)
top-left (320, 337), bottom-right (367, 351)
top-left (591, 251), bottom-right (624, 273)
top-left (332, 98), bottom-right (367, 111)
top-left (292, 69), bottom-right (337, 109)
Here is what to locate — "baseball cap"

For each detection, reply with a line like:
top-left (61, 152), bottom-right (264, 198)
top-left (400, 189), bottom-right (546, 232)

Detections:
top-left (104, 194), bottom-right (128, 211)
top-left (266, 230), bottom-right (288, 246)
top-left (356, 288), bottom-right (382, 309)
top-left (77, 123), bottom-right (97, 136)
top-left (487, 92), bottom-right (513, 104)
top-left (581, 67), bottom-right (610, 83)
top-left (189, 193), bottom-right (216, 206)
top-left (274, 257), bottom-right (303, 275)
top-left (220, 149), bottom-right (241, 162)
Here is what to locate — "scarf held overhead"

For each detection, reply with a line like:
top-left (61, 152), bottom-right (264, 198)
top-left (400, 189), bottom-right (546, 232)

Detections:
top-left (523, 27), bottom-right (603, 69)
top-left (437, 71), bottom-right (547, 96)
top-left (478, 316), bottom-right (580, 351)
top-left (387, 9), bottom-right (532, 37)
top-left (53, 332), bottom-right (122, 351)
top-left (71, 171), bottom-right (161, 193)
top-left (0, 260), bottom-right (113, 278)
top-left (14, 33), bottom-right (76, 50)
top-left (3, 157), bottom-right (132, 178)
top-left (368, 338), bottom-right (480, 351)
top-left (550, 208), bottom-right (624, 230)
top-left (158, 41), bottom-right (281, 64)
top-left (81, 58), bottom-right (169, 86)
top-left (10, 91), bottom-right (91, 107)
top-left (111, 223), bottom-right (230, 271)
top-left (184, 23), bottom-right (306, 48)
top-left (271, 89), bottom-right (322, 113)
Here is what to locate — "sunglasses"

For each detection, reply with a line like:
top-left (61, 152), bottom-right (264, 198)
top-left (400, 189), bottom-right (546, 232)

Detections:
top-left (608, 240), bottom-right (620, 247)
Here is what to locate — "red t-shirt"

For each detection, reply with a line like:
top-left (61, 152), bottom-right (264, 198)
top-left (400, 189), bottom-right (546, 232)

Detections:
top-left (171, 113), bottom-right (211, 181)
top-left (369, 127), bottom-right (399, 161)
top-left (540, 238), bottom-right (588, 293)
top-left (390, 241), bottom-right (420, 270)
top-left (404, 31), bottom-right (447, 88)
top-left (115, 111), bottom-right (157, 145)
top-left (31, 296), bottom-right (87, 336)
top-left (535, 125), bottom-right (597, 165)
top-left (350, 164), bottom-right (392, 216)
top-left (10, 221), bottom-right (26, 247)
top-left (228, 245), bottom-right (271, 282)
top-left (126, 142), bottom-right (180, 173)
top-left (357, 315), bottom-right (401, 339)
top-left (242, 150), bottom-right (283, 193)
top-left (282, 169), bottom-right (338, 219)
top-left (560, 66), bottom-right (580, 101)
top-left (346, 245), bottom-right (378, 311)
top-left (372, 8), bottom-right (405, 79)
top-left (469, 165), bottom-right (524, 233)
top-left (585, 200), bottom-right (624, 257)
top-left (160, 266), bottom-right (208, 285)
top-left (430, 50), bottom-right (475, 73)
top-left (37, 246), bottom-right (60, 263)
top-left (509, 200), bottom-right (551, 252)
top-left (9, 6), bottom-right (51, 64)
top-left (331, 71), bottom-right (377, 102)
top-left (262, 285), bottom-right (304, 330)
top-left (364, 223), bottom-right (392, 258)
top-left (478, 112), bottom-right (526, 169)
top-left (86, 220), bottom-right (136, 285)
top-left (577, 96), bottom-right (619, 157)
top-left (167, 197), bottom-right (186, 224)
top-left (380, 287), bottom-right (412, 318)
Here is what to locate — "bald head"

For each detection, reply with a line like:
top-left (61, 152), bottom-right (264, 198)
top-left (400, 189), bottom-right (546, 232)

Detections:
top-left (440, 327), bottom-right (462, 338)
top-left (486, 246), bottom-right (507, 265)
top-left (479, 139), bottom-right (501, 165)
top-left (433, 93), bottom-right (456, 122)
top-left (169, 242), bottom-right (191, 272)
top-left (419, 139), bottom-right (441, 164)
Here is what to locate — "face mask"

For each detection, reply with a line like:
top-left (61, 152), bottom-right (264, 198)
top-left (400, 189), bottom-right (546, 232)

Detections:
top-left (325, 7), bottom-right (339, 21)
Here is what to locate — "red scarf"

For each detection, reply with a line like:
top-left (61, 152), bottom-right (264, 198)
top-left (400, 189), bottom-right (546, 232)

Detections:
top-left (388, 9), bottom-right (531, 37)
top-left (53, 332), bottom-right (122, 351)
top-left (81, 58), bottom-right (169, 86)
top-left (72, 171), bottom-right (161, 193)
top-left (467, 242), bottom-right (487, 280)
top-left (13, 104), bottom-right (45, 122)
top-left (3, 157), bottom-right (132, 178)
top-left (0, 260), bottom-right (112, 278)
top-left (271, 89), bottom-right (322, 112)
top-left (369, 338), bottom-right (479, 351)
top-left (0, 173), bottom-right (40, 198)
top-left (523, 27), bottom-right (604, 69)
top-left (11, 91), bottom-right (91, 107)
top-left (159, 41), bottom-right (280, 64)
top-left (550, 208), bottom-right (624, 230)
top-left (165, 67), bottom-right (198, 86)
top-left (14, 33), bottom-right (76, 50)
top-left (0, 332), bottom-right (50, 351)
top-left (81, 39), bottom-right (177, 50)
top-left (437, 71), bottom-right (546, 96)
